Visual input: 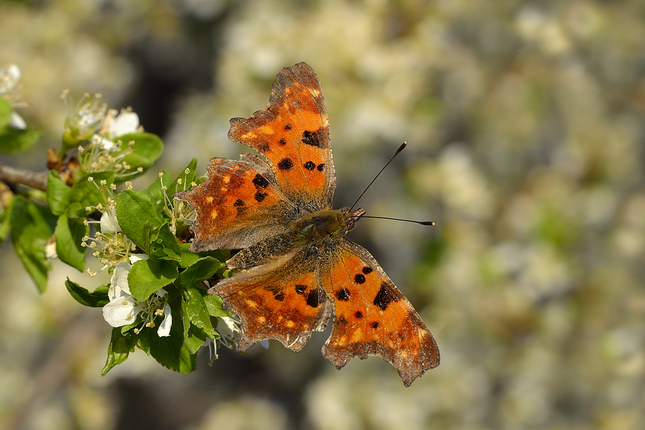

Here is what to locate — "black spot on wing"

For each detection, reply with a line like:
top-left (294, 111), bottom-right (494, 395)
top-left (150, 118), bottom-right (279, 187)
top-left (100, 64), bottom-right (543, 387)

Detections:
top-left (274, 292), bottom-right (285, 301)
top-left (302, 128), bottom-right (326, 148)
top-left (295, 284), bottom-right (306, 294)
top-left (335, 288), bottom-right (350, 301)
top-left (254, 191), bottom-right (267, 202)
top-left (284, 124), bottom-right (292, 130)
top-left (355, 311), bottom-right (363, 319)
top-left (279, 139), bottom-right (287, 145)
top-left (317, 163), bottom-right (325, 171)
top-left (306, 289), bottom-right (320, 308)
top-left (253, 174), bottom-right (270, 188)
top-left (373, 283), bottom-right (399, 311)
top-left (354, 274), bottom-right (366, 284)
top-left (278, 158), bottom-right (294, 171)
top-left (304, 161), bottom-right (316, 171)
top-left (362, 267), bottom-right (373, 274)
top-left (257, 142), bottom-right (270, 152)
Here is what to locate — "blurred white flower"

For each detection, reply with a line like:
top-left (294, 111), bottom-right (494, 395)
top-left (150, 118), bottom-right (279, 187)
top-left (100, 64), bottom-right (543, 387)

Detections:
top-left (107, 111), bottom-right (140, 137)
top-left (9, 112), bottom-right (26, 129)
top-left (0, 64), bottom-right (27, 129)
top-left (62, 92), bottom-right (110, 143)
top-left (45, 235), bottom-right (58, 260)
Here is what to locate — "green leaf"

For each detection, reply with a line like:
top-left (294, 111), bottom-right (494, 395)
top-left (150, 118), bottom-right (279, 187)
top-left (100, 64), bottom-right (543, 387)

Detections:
top-left (147, 313), bottom-right (197, 373)
top-left (185, 325), bottom-right (209, 355)
top-left (65, 278), bottom-right (109, 307)
top-left (179, 243), bottom-right (228, 269)
top-left (113, 132), bottom-right (163, 183)
top-left (54, 213), bottom-right (88, 271)
top-left (66, 202), bottom-right (87, 219)
top-left (116, 189), bottom-right (164, 251)
top-left (182, 285), bottom-right (216, 338)
top-left (145, 171), bottom-right (167, 207)
top-left (128, 258), bottom-right (178, 301)
top-left (46, 171), bottom-right (71, 216)
top-left (102, 328), bottom-right (135, 375)
top-left (203, 293), bottom-right (231, 318)
top-left (9, 196), bottom-right (56, 292)
top-left (179, 243), bottom-right (200, 268)
top-left (0, 127), bottom-right (40, 154)
top-left (148, 223), bottom-right (182, 261)
top-left (169, 158), bottom-right (198, 196)
top-left (69, 171), bottom-right (115, 216)
top-left (177, 256), bottom-right (223, 288)
top-left (0, 97), bottom-right (11, 129)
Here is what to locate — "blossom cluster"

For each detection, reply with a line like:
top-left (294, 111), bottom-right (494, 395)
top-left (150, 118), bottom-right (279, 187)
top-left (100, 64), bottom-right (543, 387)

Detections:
top-left (1, 69), bottom-right (242, 375)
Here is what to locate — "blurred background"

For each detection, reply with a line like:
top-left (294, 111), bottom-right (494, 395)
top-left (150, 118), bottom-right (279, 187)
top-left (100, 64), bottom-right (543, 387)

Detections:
top-left (1, 0), bottom-right (645, 429)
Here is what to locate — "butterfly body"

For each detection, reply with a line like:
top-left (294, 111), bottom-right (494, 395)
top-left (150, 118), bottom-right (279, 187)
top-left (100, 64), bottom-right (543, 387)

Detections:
top-left (292, 207), bottom-right (361, 242)
top-left (175, 62), bottom-right (439, 386)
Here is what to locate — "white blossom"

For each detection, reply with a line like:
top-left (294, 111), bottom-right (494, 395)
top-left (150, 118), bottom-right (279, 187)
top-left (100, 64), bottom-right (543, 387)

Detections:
top-left (95, 111), bottom-right (140, 151)
top-left (101, 258), bottom-right (172, 337)
top-left (102, 262), bottom-right (142, 327)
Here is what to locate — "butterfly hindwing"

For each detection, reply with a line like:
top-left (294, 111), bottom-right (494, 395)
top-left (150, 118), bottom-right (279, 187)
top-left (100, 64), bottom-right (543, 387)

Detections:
top-left (228, 62), bottom-right (336, 212)
top-left (211, 249), bottom-right (333, 352)
top-left (319, 239), bottom-right (440, 387)
top-left (175, 155), bottom-right (298, 251)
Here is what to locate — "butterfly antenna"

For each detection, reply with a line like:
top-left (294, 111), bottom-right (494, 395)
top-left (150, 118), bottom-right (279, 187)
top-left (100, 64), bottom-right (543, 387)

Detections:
top-left (349, 141), bottom-right (407, 212)
top-left (361, 215), bottom-right (435, 226)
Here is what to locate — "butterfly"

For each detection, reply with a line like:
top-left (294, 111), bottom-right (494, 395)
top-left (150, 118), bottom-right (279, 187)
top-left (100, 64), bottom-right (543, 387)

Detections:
top-left (175, 62), bottom-right (439, 386)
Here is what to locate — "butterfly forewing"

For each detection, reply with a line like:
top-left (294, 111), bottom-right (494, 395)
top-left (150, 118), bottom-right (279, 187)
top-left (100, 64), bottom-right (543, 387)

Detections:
top-left (175, 156), bottom-right (297, 251)
top-left (228, 62), bottom-right (336, 212)
top-left (319, 239), bottom-right (440, 387)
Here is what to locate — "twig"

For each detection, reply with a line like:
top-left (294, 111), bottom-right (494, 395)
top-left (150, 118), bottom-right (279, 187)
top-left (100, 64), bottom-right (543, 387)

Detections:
top-left (0, 163), bottom-right (48, 191)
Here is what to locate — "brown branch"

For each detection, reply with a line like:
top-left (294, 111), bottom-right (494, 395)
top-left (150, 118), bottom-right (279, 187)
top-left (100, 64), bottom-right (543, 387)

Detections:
top-left (0, 163), bottom-right (48, 191)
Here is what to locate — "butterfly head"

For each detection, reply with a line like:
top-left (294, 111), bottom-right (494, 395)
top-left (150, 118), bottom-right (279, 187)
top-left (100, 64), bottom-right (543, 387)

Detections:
top-left (342, 207), bottom-right (366, 234)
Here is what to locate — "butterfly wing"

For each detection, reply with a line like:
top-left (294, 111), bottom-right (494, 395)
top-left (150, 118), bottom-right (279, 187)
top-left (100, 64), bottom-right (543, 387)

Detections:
top-left (319, 239), bottom-right (440, 387)
top-left (211, 247), bottom-right (333, 352)
top-left (228, 62), bottom-right (335, 212)
top-left (175, 154), bottom-right (299, 252)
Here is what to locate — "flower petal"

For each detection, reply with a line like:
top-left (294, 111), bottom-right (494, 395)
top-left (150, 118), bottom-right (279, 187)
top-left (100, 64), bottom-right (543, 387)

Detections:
top-left (95, 135), bottom-right (117, 151)
top-left (157, 304), bottom-right (172, 337)
top-left (129, 254), bottom-right (149, 265)
top-left (109, 112), bottom-right (139, 137)
top-left (102, 296), bottom-right (142, 327)
top-left (7, 64), bottom-right (20, 81)
top-left (109, 262), bottom-right (132, 299)
top-left (100, 207), bottom-right (120, 235)
top-left (9, 112), bottom-right (26, 130)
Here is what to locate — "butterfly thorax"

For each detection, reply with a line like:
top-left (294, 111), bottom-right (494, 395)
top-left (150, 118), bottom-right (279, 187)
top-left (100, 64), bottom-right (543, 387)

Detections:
top-left (291, 207), bottom-right (365, 244)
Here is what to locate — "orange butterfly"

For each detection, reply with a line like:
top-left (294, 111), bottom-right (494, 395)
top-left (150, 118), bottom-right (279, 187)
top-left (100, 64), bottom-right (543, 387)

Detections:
top-left (175, 62), bottom-right (439, 386)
